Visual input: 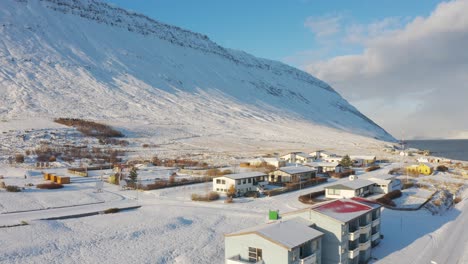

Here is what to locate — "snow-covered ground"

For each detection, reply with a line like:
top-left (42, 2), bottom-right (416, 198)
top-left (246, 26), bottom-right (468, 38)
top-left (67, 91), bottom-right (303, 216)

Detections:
top-left (1, 160), bottom-right (467, 264)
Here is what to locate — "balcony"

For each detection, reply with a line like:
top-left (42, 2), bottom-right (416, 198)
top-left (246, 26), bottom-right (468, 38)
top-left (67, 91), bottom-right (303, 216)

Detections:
top-left (359, 224), bottom-right (371, 234)
top-left (300, 252), bottom-right (317, 264)
top-left (348, 247), bottom-right (360, 259)
top-left (348, 229), bottom-right (360, 241)
top-left (226, 255), bottom-right (264, 264)
top-left (359, 240), bottom-right (371, 251)
top-left (372, 218), bottom-right (380, 227)
top-left (372, 232), bottom-right (380, 241)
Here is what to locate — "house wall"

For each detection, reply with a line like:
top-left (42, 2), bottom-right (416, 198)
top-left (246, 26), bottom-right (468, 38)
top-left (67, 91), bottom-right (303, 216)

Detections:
top-left (269, 170), bottom-right (315, 183)
top-left (225, 234), bottom-right (289, 264)
top-left (283, 211), bottom-right (345, 264)
top-left (213, 176), bottom-right (266, 195)
top-left (325, 189), bottom-right (356, 199)
top-left (213, 177), bottom-right (235, 193)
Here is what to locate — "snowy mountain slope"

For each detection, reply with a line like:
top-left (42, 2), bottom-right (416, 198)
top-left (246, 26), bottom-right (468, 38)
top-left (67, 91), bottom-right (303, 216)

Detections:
top-left (0, 0), bottom-right (395, 142)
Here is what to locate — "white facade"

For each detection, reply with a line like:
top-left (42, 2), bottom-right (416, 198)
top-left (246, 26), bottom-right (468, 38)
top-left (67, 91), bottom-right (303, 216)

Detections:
top-left (213, 172), bottom-right (267, 196)
top-left (368, 175), bottom-right (402, 194)
top-left (325, 179), bottom-right (375, 199)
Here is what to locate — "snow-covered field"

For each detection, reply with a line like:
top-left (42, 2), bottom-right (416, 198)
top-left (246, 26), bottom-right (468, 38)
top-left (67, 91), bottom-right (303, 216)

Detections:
top-left (1, 157), bottom-right (467, 264)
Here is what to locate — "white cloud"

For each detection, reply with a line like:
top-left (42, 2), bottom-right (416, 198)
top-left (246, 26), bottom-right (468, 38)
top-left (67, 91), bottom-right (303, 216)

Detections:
top-left (304, 0), bottom-right (468, 139)
top-left (304, 14), bottom-right (342, 38)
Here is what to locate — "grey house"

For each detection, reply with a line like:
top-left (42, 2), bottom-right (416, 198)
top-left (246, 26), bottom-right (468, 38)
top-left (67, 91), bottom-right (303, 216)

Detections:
top-left (269, 166), bottom-right (317, 184)
top-left (283, 198), bottom-right (382, 264)
top-left (225, 217), bottom-right (324, 264)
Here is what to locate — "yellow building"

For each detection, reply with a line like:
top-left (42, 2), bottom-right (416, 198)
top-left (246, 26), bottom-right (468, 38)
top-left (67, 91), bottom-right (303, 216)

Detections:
top-left (406, 163), bottom-right (434, 175)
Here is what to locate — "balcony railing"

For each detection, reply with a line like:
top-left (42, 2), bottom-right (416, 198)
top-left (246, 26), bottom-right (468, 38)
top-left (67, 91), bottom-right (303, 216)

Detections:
top-left (359, 224), bottom-right (371, 234)
top-left (226, 255), bottom-right (264, 264)
top-left (372, 232), bottom-right (380, 241)
top-left (349, 247), bottom-right (360, 259)
top-left (359, 240), bottom-right (371, 251)
top-left (372, 218), bottom-right (380, 227)
top-left (300, 252), bottom-right (317, 264)
top-left (349, 229), bottom-right (360, 241)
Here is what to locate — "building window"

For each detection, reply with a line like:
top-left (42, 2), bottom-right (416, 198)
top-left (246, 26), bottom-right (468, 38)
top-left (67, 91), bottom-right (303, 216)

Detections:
top-left (221, 180), bottom-right (226, 184)
top-left (236, 180), bottom-right (240, 185)
top-left (216, 188), bottom-right (219, 191)
top-left (243, 179), bottom-right (246, 184)
top-left (248, 247), bottom-right (263, 262)
top-left (216, 179), bottom-right (221, 184)
top-left (247, 178), bottom-right (252, 183)
top-left (328, 189), bottom-right (341, 195)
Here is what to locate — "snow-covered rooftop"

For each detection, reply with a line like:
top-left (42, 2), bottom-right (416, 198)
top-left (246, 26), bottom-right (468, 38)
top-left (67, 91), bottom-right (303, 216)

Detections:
top-left (306, 162), bottom-right (340, 167)
top-left (312, 199), bottom-right (374, 223)
top-left (221, 171), bottom-right (267, 180)
top-left (325, 179), bottom-right (375, 190)
top-left (226, 217), bottom-right (323, 249)
top-left (279, 166), bottom-right (316, 175)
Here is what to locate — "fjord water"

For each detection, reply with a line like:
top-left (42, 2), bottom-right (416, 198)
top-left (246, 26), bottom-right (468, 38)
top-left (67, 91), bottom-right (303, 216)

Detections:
top-left (407, 139), bottom-right (468, 161)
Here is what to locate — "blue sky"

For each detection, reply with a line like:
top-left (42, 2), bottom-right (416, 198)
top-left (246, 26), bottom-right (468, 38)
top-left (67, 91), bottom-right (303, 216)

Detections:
top-left (107, 0), bottom-right (468, 139)
top-left (108, 0), bottom-right (443, 64)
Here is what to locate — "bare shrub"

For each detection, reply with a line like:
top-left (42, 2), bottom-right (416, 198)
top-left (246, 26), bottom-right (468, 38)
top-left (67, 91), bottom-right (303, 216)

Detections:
top-left (365, 165), bottom-right (381, 172)
top-left (15, 154), bottom-right (25, 163)
top-left (103, 208), bottom-right (120, 214)
top-left (191, 192), bottom-right (220, 201)
top-left (6, 185), bottom-right (21, 192)
top-left (436, 165), bottom-right (449, 172)
top-left (36, 183), bottom-right (64, 189)
top-left (54, 118), bottom-right (124, 138)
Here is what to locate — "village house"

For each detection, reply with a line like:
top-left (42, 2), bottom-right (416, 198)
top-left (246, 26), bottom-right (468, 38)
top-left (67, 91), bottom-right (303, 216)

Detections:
top-left (310, 150), bottom-right (337, 159)
top-left (368, 174), bottom-right (402, 194)
top-left (248, 157), bottom-right (286, 168)
top-left (269, 166), bottom-right (316, 184)
top-left (225, 217), bottom-right (324, 264)
top-left (280, 152), bottom-right (315, 164)
top-left (305, 162), bottom-right (344, 174)
top-left (282, 198), bottom-right (382, 264)
top-left (324, 177), bottom-right (375, 199)
top-left (406, 163), bottom-right (434, 175)
top-left (349, 156), bottom-right (376, 167)
top-left (322, 156), bottom-right (343, 163)
top-left (213, 172), bottom-right (267, 196)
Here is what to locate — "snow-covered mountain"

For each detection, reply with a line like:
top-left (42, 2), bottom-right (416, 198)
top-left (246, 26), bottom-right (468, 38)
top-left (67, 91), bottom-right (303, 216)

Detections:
top-left (0, 0), bottom-right (394, 143)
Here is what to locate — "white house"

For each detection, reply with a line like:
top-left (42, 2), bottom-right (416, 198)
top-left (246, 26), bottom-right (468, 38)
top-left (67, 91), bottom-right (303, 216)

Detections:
top-left (368, 174), bottom-right (402, 194)
top-left (324, 178), bottom-right (375, 199)
top-left (322, 156), bottom-right (343, 163)
top-left (282, 198), bottom-right (382, 264)
top-left (269, 166), bottom-right (316, 184)
top-left (248, 158), bottom-right (286, 168)
top-left (309, 150), bottom-right (337, 159)
top-left (305, 162), bottom-right (343, 174)
top-left (213, 172), bottom-right (267, 196)
top-left (280, 152), bottom-right (314, 164)
top-left (225, 217), bottom-right (324, 264)
top-left (350, 156), bottom-right (376, 167)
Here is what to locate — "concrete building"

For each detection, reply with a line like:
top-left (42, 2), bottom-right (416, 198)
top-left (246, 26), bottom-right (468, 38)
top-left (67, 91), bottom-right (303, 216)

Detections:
top-left (283, 199), bottom-right (382, 264)
top-left (368, 174), bottom-right (402, 194)
top-left (280, 152), bottom-right (314, 164)
top-left (225, 217), bottom-right (324, 264)
top-left (269, 166), bottom-right (316, 184)
top-left (349, 156), bottom-right (376, 167)
top-left (310, 150), bottom-right (337, 159)
top-left (305, 162), bottom-right (343, 174)
top-left (248, 158), bottom-right (286, 168)
top-left (213, 172), bottom-right (267, 196)
top-left (324, 178), bottom-right (375, 199)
